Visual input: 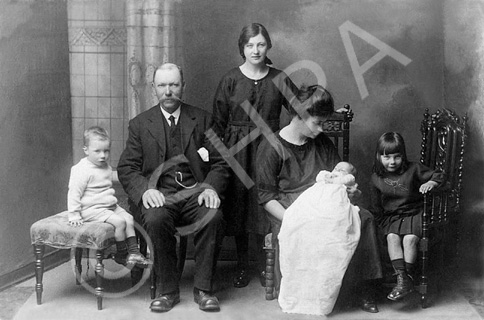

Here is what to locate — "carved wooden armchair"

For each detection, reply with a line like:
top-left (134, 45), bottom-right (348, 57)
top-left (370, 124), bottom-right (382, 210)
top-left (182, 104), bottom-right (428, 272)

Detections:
top-left (263, 105), bottom-right (354, 300)
top-left (416, 108), bottom-right (467, 308)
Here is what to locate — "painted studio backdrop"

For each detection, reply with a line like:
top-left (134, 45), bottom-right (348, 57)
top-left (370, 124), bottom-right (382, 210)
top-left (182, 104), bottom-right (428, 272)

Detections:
top-left (0, 0), bottom-right (483, 289)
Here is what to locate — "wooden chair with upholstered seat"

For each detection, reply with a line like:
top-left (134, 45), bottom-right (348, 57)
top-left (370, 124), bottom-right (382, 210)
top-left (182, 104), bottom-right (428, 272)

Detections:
top-left (416, 108), bottom-right (467, 308)
top-left (29, 206), bottom-right (186, 309)
top-left (30, 212), bottom-right (124, 310)
top-left (263, 105), bottom-right (354, 300)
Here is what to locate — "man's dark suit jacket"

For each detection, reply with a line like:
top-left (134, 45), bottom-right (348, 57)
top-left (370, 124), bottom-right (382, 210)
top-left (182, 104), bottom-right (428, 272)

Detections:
top-left (117, 103), bottom-right (229, 207)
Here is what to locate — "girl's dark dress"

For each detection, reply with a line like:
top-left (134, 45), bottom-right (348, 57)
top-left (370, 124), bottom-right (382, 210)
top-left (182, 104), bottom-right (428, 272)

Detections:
top-left (369, 162), bottom-right (445, 238)
top-left (212, 67), bottom-right (297, 235)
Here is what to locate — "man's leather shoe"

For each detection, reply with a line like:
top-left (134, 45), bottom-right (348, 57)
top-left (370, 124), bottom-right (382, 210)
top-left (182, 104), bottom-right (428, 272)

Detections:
top-left (360, 298), bottom-right (379, 313)
top-left (193, 288), bottom-right (220, 312)
top-left (150, 292), bottom-right (180, 312)
top-left (233, 268), bottom-right (250, 288)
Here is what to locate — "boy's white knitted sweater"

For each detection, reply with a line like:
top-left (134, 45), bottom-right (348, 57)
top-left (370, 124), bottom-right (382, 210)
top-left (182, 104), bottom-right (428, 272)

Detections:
top-left (67, 157), bottom-right (117, 220)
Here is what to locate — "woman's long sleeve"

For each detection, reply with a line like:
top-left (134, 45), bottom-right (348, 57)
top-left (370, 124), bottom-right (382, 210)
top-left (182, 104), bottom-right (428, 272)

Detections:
top-left (211, 77), bottom-right (230, 140)
top-left (256, 139), bottom-right (283, 206)
top-left (368, 177), bottom-right (384, 223)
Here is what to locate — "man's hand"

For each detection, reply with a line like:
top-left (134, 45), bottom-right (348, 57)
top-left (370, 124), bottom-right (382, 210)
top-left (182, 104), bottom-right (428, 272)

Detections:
top-left (142, 189), bottom-right (166, 209)
top-left (420, 181), bottom-right (438, 194)
top-left (198, 188), bottom-right (221, 209)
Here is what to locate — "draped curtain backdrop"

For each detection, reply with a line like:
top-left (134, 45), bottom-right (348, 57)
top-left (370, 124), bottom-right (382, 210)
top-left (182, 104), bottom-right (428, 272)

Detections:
top-left (126, 0), bottom-right (184, 119)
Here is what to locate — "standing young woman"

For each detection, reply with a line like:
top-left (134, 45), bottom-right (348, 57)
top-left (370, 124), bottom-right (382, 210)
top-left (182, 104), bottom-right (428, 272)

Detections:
top-left (211, 23), bottom-right (298, 288)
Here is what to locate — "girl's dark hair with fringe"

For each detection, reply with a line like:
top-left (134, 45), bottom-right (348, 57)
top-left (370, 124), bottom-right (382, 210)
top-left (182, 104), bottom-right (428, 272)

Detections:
top-left (373, 132), bottom-right (410, 176)
top-left (238, 23), bottom-right (273, 65)
top-left (288, 84), bottom-right (334, 119)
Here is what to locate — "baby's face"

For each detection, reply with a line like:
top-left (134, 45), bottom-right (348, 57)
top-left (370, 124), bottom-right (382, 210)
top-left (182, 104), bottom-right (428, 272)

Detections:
top-left (333, 163), bottom-right (352, 175)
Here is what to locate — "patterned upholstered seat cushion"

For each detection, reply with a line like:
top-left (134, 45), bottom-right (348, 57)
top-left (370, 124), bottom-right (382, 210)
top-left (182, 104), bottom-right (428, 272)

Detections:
top-left (30, 211), bottom-right (115, 250)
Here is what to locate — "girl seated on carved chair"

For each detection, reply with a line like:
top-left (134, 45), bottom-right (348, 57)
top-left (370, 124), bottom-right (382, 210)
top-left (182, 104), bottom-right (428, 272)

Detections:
top-left (369, 132), bottom-right (445, 301)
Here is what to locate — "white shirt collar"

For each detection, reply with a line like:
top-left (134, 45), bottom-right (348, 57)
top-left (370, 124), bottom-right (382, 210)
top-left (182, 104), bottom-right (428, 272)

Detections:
top-left (160, 106), bottom-right (181, 126)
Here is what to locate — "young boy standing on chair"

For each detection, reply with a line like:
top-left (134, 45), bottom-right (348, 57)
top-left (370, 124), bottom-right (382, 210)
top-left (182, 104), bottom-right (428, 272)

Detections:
top-left (67, 126), bottom-right (151, 268)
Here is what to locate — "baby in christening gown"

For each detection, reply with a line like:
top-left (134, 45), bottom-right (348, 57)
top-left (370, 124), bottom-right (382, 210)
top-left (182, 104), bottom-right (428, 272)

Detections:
top-left (278, 162), bottom-right (362, 316)
top-left (315, 161), bottom-right (357, 187)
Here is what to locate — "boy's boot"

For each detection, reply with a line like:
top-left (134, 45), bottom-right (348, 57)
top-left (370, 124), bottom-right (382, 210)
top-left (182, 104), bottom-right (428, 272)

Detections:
top-left (387, 269), bottom-right (414, 301)
top-left (126, 236), bottom-right (152, 268)
top-left (113, 241), bottom-right (128, 265)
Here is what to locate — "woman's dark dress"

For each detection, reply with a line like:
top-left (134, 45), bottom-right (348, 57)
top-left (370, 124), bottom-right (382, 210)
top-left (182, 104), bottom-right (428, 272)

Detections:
top-left (256, 132), bottom-right (383, 290)
top-left (369, 162), bottom-right (445, 238)
top-left (212, 67), bottom-right (297, 235)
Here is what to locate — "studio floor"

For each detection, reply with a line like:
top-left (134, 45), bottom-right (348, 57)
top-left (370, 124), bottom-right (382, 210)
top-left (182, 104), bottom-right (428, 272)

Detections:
top-left (1, 258), bottom-right (484, 320)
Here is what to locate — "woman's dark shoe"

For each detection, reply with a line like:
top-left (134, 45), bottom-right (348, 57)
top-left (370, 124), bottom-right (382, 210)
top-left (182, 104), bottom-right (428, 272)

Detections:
top-left (387, 269), bottom-right (414, 301)
top-left (360, 297), bottom-right (379, 313)
top-left (233, 268), bottom-right (250, 288)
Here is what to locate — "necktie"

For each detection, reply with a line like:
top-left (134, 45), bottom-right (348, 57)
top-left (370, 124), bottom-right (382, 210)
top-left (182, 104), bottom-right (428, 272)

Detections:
top-left (169, 115), bottom-right (176, 135)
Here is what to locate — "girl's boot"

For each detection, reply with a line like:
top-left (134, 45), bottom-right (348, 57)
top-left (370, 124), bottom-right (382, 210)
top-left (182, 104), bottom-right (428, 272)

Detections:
top-left (387, 269), bottom-right (414, 301)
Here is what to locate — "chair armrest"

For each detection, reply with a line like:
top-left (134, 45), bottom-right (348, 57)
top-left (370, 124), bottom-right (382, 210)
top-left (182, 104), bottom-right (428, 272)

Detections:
top-left (335, 104), bottom-right (351, 114)
top-left (424, 181), bottom-right (451, 199)
top-left (263, 233), bottom-right (273, 250)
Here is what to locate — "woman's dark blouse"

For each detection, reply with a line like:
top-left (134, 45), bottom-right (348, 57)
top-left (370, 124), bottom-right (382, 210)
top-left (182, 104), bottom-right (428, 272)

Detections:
top-left (256, 132), bottom-right (341, 209)
top-left (212, 67), bottom-right (297, 140)
top-left (369, 162), bottom-right (445, 218)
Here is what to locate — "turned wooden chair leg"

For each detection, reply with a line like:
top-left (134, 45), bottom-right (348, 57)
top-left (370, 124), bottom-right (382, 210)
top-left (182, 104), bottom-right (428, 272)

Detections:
top-left (131, 226), bottom-right (147, 286)
top-left (130, 231), bottom-right (144, 286)
top-left (75, 248), bottom-right (83, 285)
top-left (265, 248), bottom-right (276, 300)
top-left (33, 245), bottom-right (45, 305)
top-left (94, 250), bottom-right (104, 310)
top-left (420, 237), bottom-right (429, 308)
top-left (130, 266), bottom-right (144, 287)
top-left (150, 267), bottom-right (157, 300)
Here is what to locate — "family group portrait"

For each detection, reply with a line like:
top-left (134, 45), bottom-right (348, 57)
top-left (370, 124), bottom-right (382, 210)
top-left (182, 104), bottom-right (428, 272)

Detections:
top-left (1, 0), bottom-right (484, 319)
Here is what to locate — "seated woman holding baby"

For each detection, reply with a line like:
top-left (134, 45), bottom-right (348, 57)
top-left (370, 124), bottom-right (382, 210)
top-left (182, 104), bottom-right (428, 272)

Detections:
top-left (256, 85), bottom-right (382, 316)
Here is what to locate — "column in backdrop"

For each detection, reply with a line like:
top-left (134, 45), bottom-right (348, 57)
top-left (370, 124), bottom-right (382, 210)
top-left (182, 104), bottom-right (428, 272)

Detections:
top-left (126, 0), bottom-right (184, 119)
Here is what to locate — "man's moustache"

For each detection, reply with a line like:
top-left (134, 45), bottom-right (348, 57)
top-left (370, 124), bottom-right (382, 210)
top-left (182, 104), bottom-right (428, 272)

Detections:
top-left (162, 96), bottom-right (181, 102)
